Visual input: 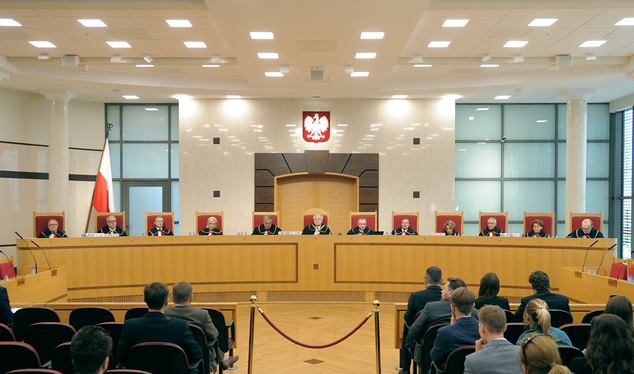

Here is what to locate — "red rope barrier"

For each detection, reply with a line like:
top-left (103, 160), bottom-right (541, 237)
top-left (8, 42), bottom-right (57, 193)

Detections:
top-left (259, 311), bottom-right (372, 349)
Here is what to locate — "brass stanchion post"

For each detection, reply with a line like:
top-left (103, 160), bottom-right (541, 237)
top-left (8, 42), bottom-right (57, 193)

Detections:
top-left (374, 300), bottom-right (381, 374)
top-left (248, 295), bottom-right (257, 374)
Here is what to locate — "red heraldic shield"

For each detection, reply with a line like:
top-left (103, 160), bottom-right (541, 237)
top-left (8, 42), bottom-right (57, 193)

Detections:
top-left (302, 111), bottom-right (330, 143)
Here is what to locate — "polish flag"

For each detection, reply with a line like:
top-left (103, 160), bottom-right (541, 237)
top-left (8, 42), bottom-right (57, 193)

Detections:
top-left (92, 139), bottom-right (115, 213)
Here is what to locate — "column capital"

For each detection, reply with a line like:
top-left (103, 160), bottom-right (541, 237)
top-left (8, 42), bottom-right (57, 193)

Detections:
top-left (559, 89), bottom-right (594, 101)
top-left (39, 89), bottom-right (76, 102)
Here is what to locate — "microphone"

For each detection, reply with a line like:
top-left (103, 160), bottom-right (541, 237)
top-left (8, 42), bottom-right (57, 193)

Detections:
top-left (597, 244), bottom-right (618, 275)
top-left (0, 248), bottom-right (14, 279)
top-left (30, 240), bottom-right (52, 271)
top-left (581, 240), bottom-right (599, 273)
top-left (15, 232), bottom-right (37, 274)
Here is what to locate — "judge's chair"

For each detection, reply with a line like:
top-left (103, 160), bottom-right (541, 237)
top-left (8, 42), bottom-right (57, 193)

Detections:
top-left (195, 211), bottom-right (223, 233)
top-left (350, 212), bottom-right (377, 231)
top-left (252, 212), bottom-right (279, 230)
top-left (435, 212), bottom-right (463, 235)
top-left (145, 212), bottom-right (175, 234)
top-left (569, 212), bottom-right (603, 233)
top-left (523, 212), bottom-right (555, 237)
top-left (33, 211), bottom-right (65, 237)
top-left (95, 212), bottom-right (126, 233)
top-left (303, 208), bottom-right (329, 228)
top-left (478, 211), bottom-right (508, 233)
top-left (392, 211), bottom-right (419, 232)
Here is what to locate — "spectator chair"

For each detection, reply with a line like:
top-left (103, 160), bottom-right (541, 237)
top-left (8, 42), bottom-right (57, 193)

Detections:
top-left (24, 322), bottom-right (76, 366)
top-left (413, 323), bottom-right (448, 374)
top-left (253, 212), bottom-right (280, 230)
top-left (33, 212), bottom-right (65, 237)
top-left (504, 323), bottom-right (525, 345)
top-left (549, 309), bottom-right (574, 328)
top-left (201, 308), bottom-right (235, 360)
top-left (557, 345), bottom-right (584, 367)
top-left (188, 324), bottom-right (211, 374)
top-left (581, 309), bottom-right (604, 324)
top-left (0, 342), bottom-right (42, 373)
top-left (0, 323), bottom-right (15, 341)
top-left (97, 322), bottom-right (124, 367)
top-left (504, 310), bottom-right (515, 324)
top-left (69, 307), bottom-right (115, 331)
top-left (127, 342), bottom-right (197, 374)
top-left (7, 370), bottom-right (62, 374)
top-left (609, 261), bottom-right (628, 280)
top-left (13, 307), bottom-right (60, 342)
top-left (195, 211), bottom-right (223, 233)
top-left (559, 323), bottom-right (591, 351)
top-left (392, 211), bottom-right (419, 232)
top-left (302, 208), bottom-right (329, 228)
top-left (95, 212), bottom-right (126, 233)
top-left (569, 212), bottom-right (603, 234)
top-left (350, 211), bottom-right (377, 231)
top-left (523, 211), bottom-right (555, 237)
top-left (124, 307), bottom-right (148, 321)
top-left (105, 370), bottom-right (152, 374)
top-left (434, 211), bottom-right (463, 235)
top-left (145, 212), bottom-right (175, 234)
top-left (437, 345), bottom-right (475, 374)
top-left (50, 342), bottom-right (73, 374)
top-left (478, 211), bottom-right (508, 233)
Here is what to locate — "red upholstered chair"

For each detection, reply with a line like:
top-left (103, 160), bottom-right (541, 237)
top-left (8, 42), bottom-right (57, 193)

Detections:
top-left (392, 212), bottom-right (419, 232)
top-left (303, 208), bottom-right (329, 228)
top-left (253, 212), bottom-right (279, 230)
top-left (524, 212), bottom-right (555, 237)
top-left (350, 212), bottom-right (377, 231)
top-left (478, 211), bottom-right (508, 233)
top-left (0, 257), bottom-right (16, 279)
top-left (435, 212), bottom-right (464, 235)
top-left (570, 212), bottom-right (603, 233)
top-left (195, 211), bottom-right (223, 232)
top-left (95, 212), bottom-right (126, 232)
top-left (33, 212), bottom-right (65, 237)
top-left (609, 261), bottom-right (628, 280)
top-left (145, 212), bottom-right (174, 233)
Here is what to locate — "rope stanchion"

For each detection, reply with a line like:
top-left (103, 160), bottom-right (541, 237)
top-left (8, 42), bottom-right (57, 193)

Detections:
top-left (373, 300), bottom-right (381, 374)
top-left (248, 295), bottom-right (258, 374)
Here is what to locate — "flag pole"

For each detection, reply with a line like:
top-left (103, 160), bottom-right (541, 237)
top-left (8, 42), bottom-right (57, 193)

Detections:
top-left (83, 124), bottom-right (112, 233)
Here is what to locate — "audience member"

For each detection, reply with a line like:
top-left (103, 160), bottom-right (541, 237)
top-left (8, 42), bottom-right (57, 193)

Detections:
top-left (514, 270), bottom-right (570, 321)
top-left (199, 217), bottom-right (222, 235)
top-left (605, 295), bottom-right (633, 327)
top-left (252, 215), bottom-right (280, 235)
top-left (39, 218), bottom-right (68, 238)
top-left (391, 218), bottom-right (418, 235)
top-left (148, 215), bottom-right (174, 236)
top-left (519, 333), bottom-right (572, 374)
top-left (566, 219), bottom-right (604, 239)
top-left (516, 299), bottom-right (572, 346)
top-left (0, 284), bottom-right (13, 327)
top-left (464, 305), bottom-right (523, 374)
top-left (526, 219), bottom-right (547, 238)
top-left (70, 325), bottom-right (112, 374)
top-left (347, 217), bottom-right (374, 235)
top-left (98, 215), bottom-right (127, 236)
top-left (301, 213), bottom-right (331, 235)
top-left (479, 217), bottom-right (503, 236)
top-left (441, 220), bottom-right (459, 236)
top-left (475, 272), bottom-right (510, 310)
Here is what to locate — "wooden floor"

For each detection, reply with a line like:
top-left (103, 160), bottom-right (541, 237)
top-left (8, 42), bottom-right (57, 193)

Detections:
top-left (227, 302), bottom-right (400, 374)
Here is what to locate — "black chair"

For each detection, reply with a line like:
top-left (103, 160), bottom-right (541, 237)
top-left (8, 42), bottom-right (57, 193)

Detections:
top-left (127, 342), bottom-right (195, 374)
top-left (105, 370), bottom-right (152, 374)
top-left (413, 323), bottom-right (449, 374)
top-left (549, 309), bottom-right (574, 328)
top-left (504, 323), bottom-right (526, 345)
top-left (24, 322), bottom-right (76, 366)
top-left (557, 345), bottom-right (584, 367)
top-left (0, 323), bottom-right (15, 341)
top-left (0, 341), bottom-right (42, 373)
top-left (51, 342), bottom-right (73, 374)
top-left (581, 309), bottom-right (604, 324)
top-left (559, 323), bottom-right (591, 351)
top-left (13, 307), bottom-right (60, 342)
top-left (7, 370), bottom-right (63, 374)
top-left (504, 310), bottom-right (515, 323)
top-left (69, 307), bottom-right (115, 331)
top-left (443, 345), bottom-right (475, 374)
top-left (202, 308), bottom-right (235, 359)
top-left (188, 324), bottom-right (212, 374)
top-left (98, 322), bottom-right (124, 367)
top-left (124, 307), bottom-right (148, 321)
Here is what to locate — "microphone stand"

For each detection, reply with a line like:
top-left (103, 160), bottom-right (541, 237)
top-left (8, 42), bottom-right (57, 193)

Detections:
top-left (15, 232), bottom-right (37, 274)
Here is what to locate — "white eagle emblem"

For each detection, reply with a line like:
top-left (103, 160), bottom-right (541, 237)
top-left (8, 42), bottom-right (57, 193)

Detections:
top-left (303, 113), bottom-right (330, 142)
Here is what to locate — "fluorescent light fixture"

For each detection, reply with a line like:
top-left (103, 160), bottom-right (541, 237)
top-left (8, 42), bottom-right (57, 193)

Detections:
top-left (443, 19), bottom-right (469, 27)
top-left (166, 19), bottom-right (192, 27)
top-left (481, 64), bottom-right (499, 67)
top-left (145, 108), bottom-right (159, 111)
top-left (514, 54), bottom-right (524, 62)
top-left (0, 18), bottom-right (21, 27)
top-left (143, 54), bottom-right (153, 63)
top-left (580, 40), bottom-right (606, 47)
top-left (536, 120), bottom-right (548, 123)
top-left (392, 95), bottom-right (407, 99)
top-left (135, 64), bottom-right (154, 67)
top-left (202, 64), bottom-right (220, 67)
top-left (476, 107), bottom-right (490, 111)
top-left (38, 53), bottom-right (50, 60)
top-left (265, 72), bottom-right (284, 77)
top-left (78, 19), bottom-right (107, 27)
top-left (258, 52), bottom-right (279, 59)
top-left (226, 95), bottom-right (242, 99)
top-left (110, 54), bottom-right (122, 63)
top-left (494, 95), bottom-right (511, 100)
top-left (414, 64), bottom-right (432, 67)
top-left (250, 32), bottom-right (274, 39)
top-left (107, 41), bottom-right (131, 48)
top-left (29, 41), bottom-right (56, 48)
top-left (184, 41), bottom-right (207, 48)
top-left (122, 95), bottom-right (139, 100)
top-left (355, 52), bottom-right (376, 59)
top-left (442, 94), bottom-right (461, 100)
top-left (360, 31), bottom-right (384, 39)
top-left (428, 41), bottom-right (451, 48)
top-left (529, 18), bottom-right (558, 27)
top-left (504, 40), bottom-right (528, 48)
top-left (586, 53), bottom-right (597, 61)
top-left (469, 116), bottom-right (475, 121)
top-left (172, 94), bottom-right (192, 100)
top-left (615, 18), bottom-right (634, 26)
top-left (350, 71), bottom-right (369, 77)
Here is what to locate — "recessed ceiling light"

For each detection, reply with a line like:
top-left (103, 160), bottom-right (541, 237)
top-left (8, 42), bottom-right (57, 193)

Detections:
top-left (442, 94), bottom-right (461, 100)
top-left (122, 95), bottom-right (139, 100)
top-left (360, 31), bottom-right (384, 39)
top-left (258, 52), bottom-right (279, 59)
top-left (135, 64), bottom-right (154, 68)
top-left (0, 18), bottom-right (21, 27)
top-left (476, 107), bottom-right (490, 111)
top-left (428, 41), bottom-right (451, 48)
top-left (145, 108), bottom-right (159, 111)
top-left (184, 41), bottom-right (207, 48)
top-left (265, 72), bottom-right (283, 77)
top-left (481, 64), bottom-right (499, 67)
top-left (504, 41), bottom-right (528, 48)
top-left (250, 32), bottom-right (274, 39)
top-left (536, 120), bottom-right (548, 123)
top-left (414, 64), bottom-right (432, 67)
top-left (350, 72), bottom-right (369, 77)
top-left (166, 19), bottom-right (192, 27)
top-left (29, 41), bottom-right (56, 48)
top-left (580, 40), bottom-right (606, 48)
top-left (107, 41), bottom-right (131, 48)
top-left (494, 95), bottom-right (511, 100)
top-left (77, 19), bottom-right (107, 27)
top-left (202, 64), bottom-right (220, 68)
top-left (615, 18), bottom-right (634, 26)
top-left (355, 52), bottom-right (376, 59)
top-left (226, 95), bottom-right (242, 99)
top-left (172, 95), bottom-right (192, 100)
top-left (392, 95), bottom-right (407, 99)
top-left (529, 18), bottom-right (558, 27)
top-left (443, 19), bottom-right (469, 27)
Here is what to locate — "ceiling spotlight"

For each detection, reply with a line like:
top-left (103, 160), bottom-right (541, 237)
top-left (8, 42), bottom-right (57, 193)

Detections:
top-left (586, 53), bottom-right (597, 61)
top-left (482, 53), bottom-right (492, 63)
top-left (38, 53), bottom-right (50, 60)
top-left (280, 65), bottom-right (290, 73)
top-left (413, 53), bottom-right (423, 63)
top-left (344, 64), bottom-right (354, 74)
top-left (211, 54), bottom-right (221, 63)
top-left (513, 54), bottom-right (524, 62)
top-left (143, 54), bottom-right (153, 63)
top-left (111, 54), bottom-right (122, 63)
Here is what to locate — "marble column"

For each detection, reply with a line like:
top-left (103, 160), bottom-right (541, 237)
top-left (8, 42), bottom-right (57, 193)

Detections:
top-left (40, 90), bottom-right (75, 213)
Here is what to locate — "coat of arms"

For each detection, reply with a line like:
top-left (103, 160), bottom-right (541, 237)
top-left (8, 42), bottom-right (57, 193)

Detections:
top-left (303, 111), bottom-right (330, 143)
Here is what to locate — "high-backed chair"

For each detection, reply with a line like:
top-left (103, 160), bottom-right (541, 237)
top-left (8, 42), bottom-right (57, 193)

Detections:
top-left (302, 208), bottom-right (329, 228)
top-left (124, 307), bottom-right (148, 321)
top-left (440, 345), bottom-right (475, 374)
top-left (127, 342), bottom-right (194, 374)
top-left (7, 369), bottom-right (64, 374)
top-left (504, 323), bottom-right (525, 344)
top-left (557, 346), bottom-right (584, 367)
top-left (24, 322), bottom-right (76, 365)
top-left (549, 309), bottom-right (574, 328)
top-left (195, 211), bottom-right (223, 233)
top-left (392, 211), bottom-right (419, 232)
top-left (13, 307), bottom-right (60, 342)
top-left (201, 308), bottom-right (235, 359)
top-left (581, 309), bottom-right (604, 324)
top-left (95, 212), bottom-right (126, 233)
top-left (350, 212), bottom-right (377, 231)
top-left (435, 212), bottom-right (464, 235)
top-left (69, 307), bottom-right (115, 331)
top-left (187, 324), bottom-right (211, 374)
top-left (51, 342), bottom-right (73, 374)
top-left (559, 323), bottom-right (591, 350)
top-left (523, 212), bottom-right (555, 237)
top-left (609, 262), bottom-right (628, 280)
top-left (97, 322), bottom-right (123, 367)
top-left (413, 323), bottom-right (448, 374)
top-left (570, 212), bottom-right (603, 233)
top-left (478, 211), bottom-right (508, 233)
top-left (0, 342), bottom-right (42, 373)
top-left (0, 257), bottom-right (16, 279)
top-left (252, 212), bottom-right (279, 230)
top-left (33, 212), bottom-right (65, 237)
top-left (0, 323), bottom-right (15, 341)
top-left (145, 212), bottom-right (175, 234)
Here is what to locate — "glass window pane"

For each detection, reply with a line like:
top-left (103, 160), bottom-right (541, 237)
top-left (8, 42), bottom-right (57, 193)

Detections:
top-left (504, 143), bottom-right (555, 178)
top-left (463, 223), bottom-right (480, 237)
top-left (588, 104), bottom-right (609, 140)
top-left (557, 223), bottom-right (566, 238)
top-left (171, 181), bottom-right (179, 222)
top-left (557, 181), bottom-right (565, 224)
top-left (587, 143), bottom-right (609, 178)
top-left (174, 223), bottom-right (179, 236)
top-left (558, 104), bottom-right (566, 140)
top-left (504, 105), bottom-right (556, 140)
top-left (129, 186), bottom-right (163, 236)
top-left (586, 180), bottom-right (609, 217)
top-left (504, 181), bottom-right (555, 215)
top-left (455, 181), bottom-right (501, 222)
top-left (456, 143), bottom-right (501, 178)
top-left (106, 105), bottom-right (121, 141)
top-left (557, 143), bottom-right (566, 178)
top-left (109, 142), bottom-right (120, 179)
top-left (122, 106), bottom-right (169, 140)
top-left (171, 143), bottom-right (179, 178)
top-left (122, 144), bottom-right (169, 178)
top-left (456, 105), bottom-right (501, 140)
top-left (508, 223), bottom-right (524, 235)
top-left (171, 105), bottom-right (179, 141)
top-left (113, 181), bottom-right (121, 212)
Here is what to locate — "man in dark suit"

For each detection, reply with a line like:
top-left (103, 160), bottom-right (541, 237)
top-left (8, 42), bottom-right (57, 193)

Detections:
top-left (98, 215), bottom-right (127, 236)
top-left (566, 218), bottom-right (604, 238)
top-left (71, 325), bottom-right (113, 374)
top-left (39, 218), bottom-right (68, 238)
top-left (165, 281), bottom-right (239, 372)
top-left (514, 270), bottom-right (570, 321)
top-left (147, 215), bottom-right (174, 236)
top-left (464, 305), bottom-right (523, 374)
top-left (0, 285), bottom-right (13, 326)
top-left (117, 282), bottom-right (202, 369)
top-left (430, 287), bottom-right (480, 373)
top-left (391, 218), bottom-right (418, 235)
top-left (398, 266), bottom-right (443, 374)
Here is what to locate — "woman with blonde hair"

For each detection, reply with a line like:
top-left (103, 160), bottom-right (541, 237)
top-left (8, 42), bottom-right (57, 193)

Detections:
top-left (516, 298), bottom-right (572, 346)
top-left (519, 333), bottom-right (572, 374)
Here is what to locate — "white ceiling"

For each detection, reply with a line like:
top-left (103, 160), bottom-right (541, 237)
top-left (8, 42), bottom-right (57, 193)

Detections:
top-left (1, 0), bottom-right (634, 104)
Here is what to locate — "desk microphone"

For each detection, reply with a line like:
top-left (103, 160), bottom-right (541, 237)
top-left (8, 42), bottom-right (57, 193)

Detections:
top-left (597, 244), bottom-right (618, 275)
top-left (581, 240), bottom-right (599, 273)
top-left (15, 232), bottom-right (37, 274)
top-left (0, 246), bottom-right (14, 279)
top-left (30, 240), bottom-right (52, 271)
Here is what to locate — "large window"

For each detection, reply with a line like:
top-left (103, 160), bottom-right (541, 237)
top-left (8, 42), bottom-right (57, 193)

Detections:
top-left (619, 108), bottom-right (633, 259)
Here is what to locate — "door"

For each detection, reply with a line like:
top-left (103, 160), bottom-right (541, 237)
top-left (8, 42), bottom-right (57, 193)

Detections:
top-left (122, 181), bottom-right (171, 236)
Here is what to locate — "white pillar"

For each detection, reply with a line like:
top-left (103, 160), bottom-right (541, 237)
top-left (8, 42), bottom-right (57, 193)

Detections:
top-left (40, 90), bottom-right (75, 213)
top-left (561, 89), bottom-right (593, 232)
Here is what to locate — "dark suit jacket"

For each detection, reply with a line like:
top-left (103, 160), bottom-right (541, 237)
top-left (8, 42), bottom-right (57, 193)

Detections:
top-left (391, 228), bottom-right (418, 235)
top-left (148, 227), bottom-right (174, 236)
top-left (165, 305), bottom-right (222, 365)
top-left (117, 311), bottom-right (202, 367)
top-left (402, 285), bottom-right (443, 350)
top-left (252, 224), bottom-right (281, 235)
top-left (474, 296), bottom-right (510, 310)
top-left (98, 226), bottom-right (127, 236)
top-left (569, 357), bottom-right (592, 374)
top-left (0, 286), bottom-right (12, 326)
top-left (514, 289), bottom-right (570, 321)
top-left (566, 227), bottom-right (604, 239)
top-left (430, 316), bottom-right (480, 372)
top-left (38, 229), bottom-right (68, 238)
top-left (464, 339), bottom-right (523, 374)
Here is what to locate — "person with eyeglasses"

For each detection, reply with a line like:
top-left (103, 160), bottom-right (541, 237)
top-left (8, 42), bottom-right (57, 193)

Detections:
top-left (519, 333), bottom-right (572, 374)
top-left (39, 218), bottom-right (68, 238)
top-left (98, 215), bottom-right (127, 236)
top-left (516, 298), bottom-right (572, 346)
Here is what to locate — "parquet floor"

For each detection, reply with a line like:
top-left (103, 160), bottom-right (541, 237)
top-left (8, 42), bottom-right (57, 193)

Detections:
top-left (226, 302), bottom-right (400, 374)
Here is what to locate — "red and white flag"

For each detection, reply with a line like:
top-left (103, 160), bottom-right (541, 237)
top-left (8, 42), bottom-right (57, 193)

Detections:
top-left (84, 139), bottom-right (114, 233)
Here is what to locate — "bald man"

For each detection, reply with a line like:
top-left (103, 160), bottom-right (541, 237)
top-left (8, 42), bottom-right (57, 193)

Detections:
top-left (98, 215), bottom-right (127, 236)
top-left (566, 218), bottom-right (604, 238)
top-left (38, 219), bottom-right (68, 238)
top-left (302, 213), bottom-right (331, 235)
